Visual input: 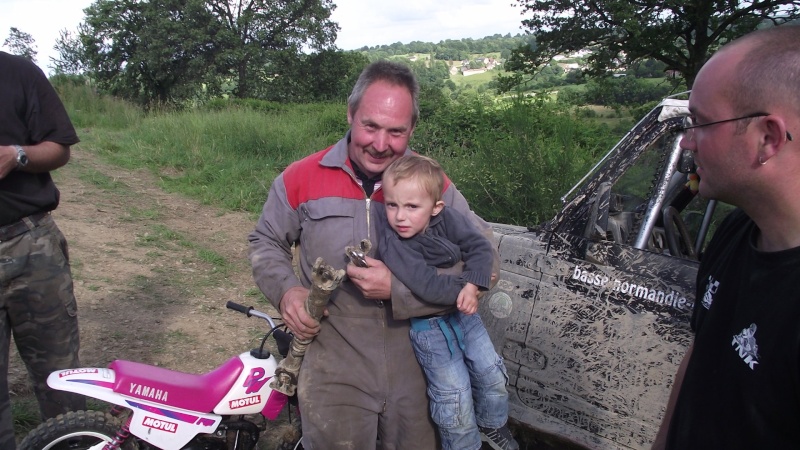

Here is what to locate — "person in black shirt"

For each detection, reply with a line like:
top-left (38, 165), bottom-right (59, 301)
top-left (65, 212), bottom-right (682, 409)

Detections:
top-left (0, 51), bottom-right (85, 449)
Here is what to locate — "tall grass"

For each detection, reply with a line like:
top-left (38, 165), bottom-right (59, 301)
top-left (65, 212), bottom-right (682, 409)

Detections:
top-left (57, 79), bottom-right (626, 226)
top-left (52, 75), bottom-right (144, 130)
top-left (121, 106), bottom-right (347, 211)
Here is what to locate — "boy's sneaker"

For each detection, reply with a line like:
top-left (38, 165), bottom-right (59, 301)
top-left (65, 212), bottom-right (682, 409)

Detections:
top-left (479, 425), bottom-right (519, 450)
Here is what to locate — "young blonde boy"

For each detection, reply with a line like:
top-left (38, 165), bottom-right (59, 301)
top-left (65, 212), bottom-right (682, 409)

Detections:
top-left (374, 154), bottom-right (518, 450)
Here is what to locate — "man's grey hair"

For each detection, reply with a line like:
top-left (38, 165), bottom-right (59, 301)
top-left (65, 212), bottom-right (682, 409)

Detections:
top-left (348, 60), bottom-right (420, 127)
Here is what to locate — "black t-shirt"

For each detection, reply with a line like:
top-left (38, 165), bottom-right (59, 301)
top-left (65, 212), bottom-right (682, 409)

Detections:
top-left (666, 209), bottom-right (800, 449)
top-left (0, 51), bottom-right (79, 225)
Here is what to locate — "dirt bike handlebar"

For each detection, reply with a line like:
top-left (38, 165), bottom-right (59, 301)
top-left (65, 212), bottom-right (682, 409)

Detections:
top-left (226, 301), bottom-right (278, 330)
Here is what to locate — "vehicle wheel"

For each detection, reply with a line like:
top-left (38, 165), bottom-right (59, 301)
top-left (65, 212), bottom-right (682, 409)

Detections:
top-left (17, 410), bottom-right (137, 450)
top-left (663, 206), bottom-right (697, 260)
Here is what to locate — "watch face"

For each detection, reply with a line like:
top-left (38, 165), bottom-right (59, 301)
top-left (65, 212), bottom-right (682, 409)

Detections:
top-left (15, 146), bottom-right (28, 167)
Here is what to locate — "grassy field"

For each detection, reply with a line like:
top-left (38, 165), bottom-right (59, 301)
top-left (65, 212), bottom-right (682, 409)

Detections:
top-left (451, 68), bottom-right (499, 88)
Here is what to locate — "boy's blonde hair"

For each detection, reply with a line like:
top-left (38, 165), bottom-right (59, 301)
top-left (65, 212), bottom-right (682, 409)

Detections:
top-left (383, 154), bottom-right (445, 203)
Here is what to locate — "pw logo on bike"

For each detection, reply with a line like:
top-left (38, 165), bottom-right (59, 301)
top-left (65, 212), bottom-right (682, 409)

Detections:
top-left (243, 367), bottom-right (270, 394)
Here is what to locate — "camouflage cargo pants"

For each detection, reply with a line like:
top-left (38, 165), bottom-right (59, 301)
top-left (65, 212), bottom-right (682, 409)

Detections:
top-left (0, 214), bottom-right (85, 449)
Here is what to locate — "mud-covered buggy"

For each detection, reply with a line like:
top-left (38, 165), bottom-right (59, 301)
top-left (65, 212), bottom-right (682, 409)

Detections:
top-left (478, 95), bottom-right (730, 449)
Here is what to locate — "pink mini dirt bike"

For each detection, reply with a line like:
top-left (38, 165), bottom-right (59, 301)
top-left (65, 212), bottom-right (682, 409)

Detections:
top-left (19, 302), bottom-right (302, 450)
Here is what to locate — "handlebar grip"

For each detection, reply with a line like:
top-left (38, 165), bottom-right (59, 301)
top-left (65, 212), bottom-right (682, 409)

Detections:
top-left (226, 301), bottom-right (253, 316)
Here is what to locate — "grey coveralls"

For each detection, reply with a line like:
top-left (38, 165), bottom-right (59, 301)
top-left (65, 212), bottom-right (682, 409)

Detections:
top-left (249, 134), bottom-right (496, 449)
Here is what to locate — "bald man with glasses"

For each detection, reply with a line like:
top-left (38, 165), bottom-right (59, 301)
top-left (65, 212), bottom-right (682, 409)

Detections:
top-left (653, 25), bottom-right (800, 450)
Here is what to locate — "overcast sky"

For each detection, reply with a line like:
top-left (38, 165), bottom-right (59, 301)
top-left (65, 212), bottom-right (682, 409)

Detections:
top-left (1, 0), bottom-right (526, 75)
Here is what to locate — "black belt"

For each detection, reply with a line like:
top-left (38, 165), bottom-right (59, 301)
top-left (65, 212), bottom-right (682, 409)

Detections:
top-left (0, 211), bottom-right (50, 242)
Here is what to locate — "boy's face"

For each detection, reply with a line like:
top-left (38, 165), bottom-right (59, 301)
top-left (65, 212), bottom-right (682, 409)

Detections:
top-left (382, 176), bottom-right (444, 239)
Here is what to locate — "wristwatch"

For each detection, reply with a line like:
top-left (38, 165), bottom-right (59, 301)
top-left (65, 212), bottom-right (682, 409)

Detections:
top-left (14, 145), bottom-right (28, 168)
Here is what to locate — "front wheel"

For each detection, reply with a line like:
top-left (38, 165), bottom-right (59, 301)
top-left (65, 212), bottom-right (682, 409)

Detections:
top-left (18, 410), bottom-right (137, 450)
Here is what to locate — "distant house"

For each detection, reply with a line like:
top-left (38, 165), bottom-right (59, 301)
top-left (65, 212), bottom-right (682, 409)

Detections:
top-left (462, 68), bottom-right (488, 76)
top-left (552, 49), bottom-right (592, 64)
top-left (457, 57), bottom-right (499, 75)
top-left (568, 49), bottom-right (592, 58)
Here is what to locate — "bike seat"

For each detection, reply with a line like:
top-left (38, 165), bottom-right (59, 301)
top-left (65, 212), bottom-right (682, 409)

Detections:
top-left (110, 356), bottom-right (244, 412)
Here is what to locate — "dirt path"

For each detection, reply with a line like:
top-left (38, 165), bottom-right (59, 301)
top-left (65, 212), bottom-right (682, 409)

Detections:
top-left (9, 146), bottom-right (296, 447)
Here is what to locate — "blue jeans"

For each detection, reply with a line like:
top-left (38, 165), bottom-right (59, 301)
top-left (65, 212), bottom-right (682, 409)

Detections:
top-left (410, 311), bottom-right (509, 450)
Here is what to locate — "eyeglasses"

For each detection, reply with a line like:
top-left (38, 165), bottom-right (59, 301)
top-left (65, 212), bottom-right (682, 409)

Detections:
top-left (682, 113), bottom-right (793, 141)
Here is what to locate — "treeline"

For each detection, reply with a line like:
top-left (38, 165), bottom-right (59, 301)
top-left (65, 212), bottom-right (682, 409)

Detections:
top-left (356, 33), bottom-right (532, 61)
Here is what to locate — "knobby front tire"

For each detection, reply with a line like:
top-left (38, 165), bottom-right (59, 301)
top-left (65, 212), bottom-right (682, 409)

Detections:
top-left (18, 410), bottom-right (138, 450)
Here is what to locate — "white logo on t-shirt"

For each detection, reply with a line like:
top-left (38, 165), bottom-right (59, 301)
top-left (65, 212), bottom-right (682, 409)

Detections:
top-left (702, 275), bottom-right (719, 310)
top-left (732, 323), bottom-right (759, 370)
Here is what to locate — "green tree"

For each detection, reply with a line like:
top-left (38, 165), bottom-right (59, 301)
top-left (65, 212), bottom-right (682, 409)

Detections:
top-left (407, 41), bottom-right (433, 54)
top-left (563, 68), bottom-right (585, 85)
top-left (583, 76), bottom-right (671, 110)
top-left (52, 28), bottom-right (89, 75)
top-left (629, 58), bottom-right (668, 78)
top-left (503, 0), bottom-right (800, 90)
top-left (208, 0), bottom-right (338, 98)
top-left (410, 59), bottom-right (450, 89)
top-left (79, 0), bottom-right (338, 105)
top-left (263, 49), bottom-right (368, 102)
top-left (81, 0), bottom-right (226, 104)
top-left (305, 50), bottom-right (369, 101)
top-left (3, 27), bottom-right (37, 62)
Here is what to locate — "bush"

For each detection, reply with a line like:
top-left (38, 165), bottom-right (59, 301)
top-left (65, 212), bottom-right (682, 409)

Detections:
top-left (203, 98), bottom-right (287, 114)
top-left (418, 95), bottom-right (620, 225)
top-left (556, 86), bottom-right (585, 106)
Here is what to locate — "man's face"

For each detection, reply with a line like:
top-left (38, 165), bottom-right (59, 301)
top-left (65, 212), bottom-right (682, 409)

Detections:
top-left (681, 49), bottom-right (754, 203)
top-left (382, 176), bottom-right (444, 239)
top-left (347, 81), bottom-right (415, 179)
